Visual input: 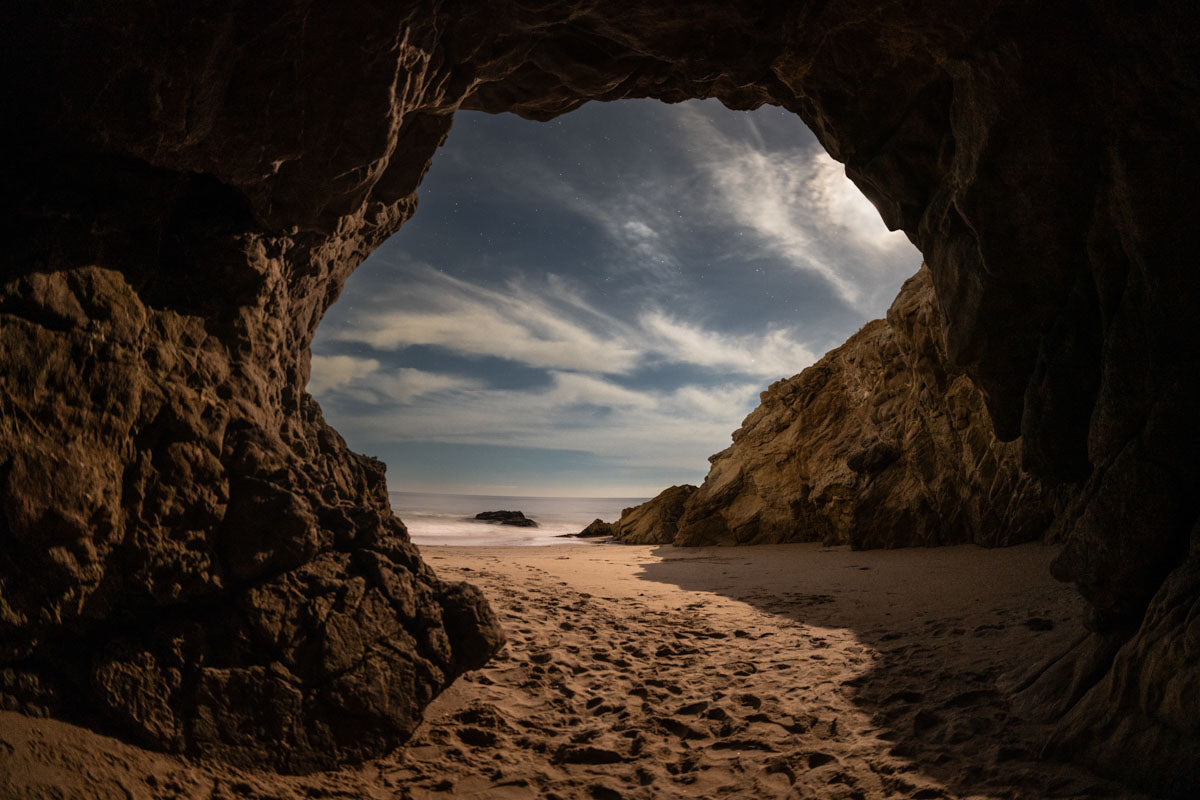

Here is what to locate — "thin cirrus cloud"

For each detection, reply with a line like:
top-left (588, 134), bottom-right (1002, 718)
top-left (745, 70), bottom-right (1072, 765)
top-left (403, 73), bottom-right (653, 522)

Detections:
top-left (638, 310), bottom-right (816, 378)
top-left (325, 369), bottom-right (763, 470)
top-left (515, 101), bottom-right (917, 316)
top-left (327, 267), bottom-right (643, 374)
top-left (677, 103), bottom-right (914, 312)
top-left (309, 357), bottom-right (483, 404)
top-left (306, 354), bottom-right (381, 395)
top-left (324, 260), bottom-right (818, 382)
top-left (311, 262), bottom-right (794, 473)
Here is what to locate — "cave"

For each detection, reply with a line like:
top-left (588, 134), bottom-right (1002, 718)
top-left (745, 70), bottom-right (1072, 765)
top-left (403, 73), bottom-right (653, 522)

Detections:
top-left (2, 2), bottom-right (1198, 798)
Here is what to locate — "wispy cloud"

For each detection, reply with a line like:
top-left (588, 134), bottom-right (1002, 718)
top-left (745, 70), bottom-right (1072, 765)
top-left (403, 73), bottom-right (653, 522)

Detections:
top-left (324, 370), bottom-right (763, 470)
top-left (324, 261), bottom-right (817, 382)
top-left (326, 266), bottom-right (643, 374)
top-left (310, 268), bottom-right (780, 470)
top-left (531, 173), bottom-right (685, 283)
top-left (677, 104), bottom-right (915, 311)
top-left (639, 310), bottom-right (816, 377)
top-left (310, 357), bottom-right (484, 405)
top-left (354, 368), bottom-right (484, 404)
top-left (309, 99), bottom-right (922, 494)
top-left (508, 102), bottom-right (917, 313)
top-left (308, 354), bottom-right (381, 394)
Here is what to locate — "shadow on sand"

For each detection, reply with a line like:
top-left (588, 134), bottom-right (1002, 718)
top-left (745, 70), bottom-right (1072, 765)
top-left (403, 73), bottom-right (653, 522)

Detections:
top-left (632, 543), bottom-right (1146, 800)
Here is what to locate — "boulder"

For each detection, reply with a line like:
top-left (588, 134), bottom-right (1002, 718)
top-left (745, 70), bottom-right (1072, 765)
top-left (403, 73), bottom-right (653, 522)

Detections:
top-left (572, 519), bottom-right (617, 538)
top-left (474, 510), bottom-right (537, 527)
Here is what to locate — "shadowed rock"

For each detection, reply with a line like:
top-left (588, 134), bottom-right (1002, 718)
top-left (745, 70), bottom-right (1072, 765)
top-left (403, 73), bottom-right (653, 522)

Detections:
top-left (572, 519), bottom-right (617, 538)
top-left (611, 486), bottom-right (698, 545)
top-left (475, 510), bottom-right (538, 527)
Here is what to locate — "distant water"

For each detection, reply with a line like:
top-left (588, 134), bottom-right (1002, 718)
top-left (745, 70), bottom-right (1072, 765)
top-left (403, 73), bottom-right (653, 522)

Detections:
top-left (390, 492), bottom-right (648, 547)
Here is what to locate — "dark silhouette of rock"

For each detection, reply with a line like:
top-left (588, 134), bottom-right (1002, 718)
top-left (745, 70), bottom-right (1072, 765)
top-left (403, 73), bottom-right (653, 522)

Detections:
top-left (3, 1), bottom-right (1198, 793)
top-left (611, 486), bottom-right (698, 545)
top-left (572, 519), bottom-right (617, 538)
top-left (660, 267), bottom-right (1064, 549)
top-left (474, 510), bottom-right (537, 527)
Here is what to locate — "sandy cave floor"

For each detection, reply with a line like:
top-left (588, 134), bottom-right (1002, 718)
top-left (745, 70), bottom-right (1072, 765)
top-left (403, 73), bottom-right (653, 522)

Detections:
top-left (0, 542), bottom-right (1152, 800)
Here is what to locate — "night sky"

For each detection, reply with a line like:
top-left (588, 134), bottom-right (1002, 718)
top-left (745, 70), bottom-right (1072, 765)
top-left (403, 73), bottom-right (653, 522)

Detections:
top-left (309, 99), bottom-right (922, 496)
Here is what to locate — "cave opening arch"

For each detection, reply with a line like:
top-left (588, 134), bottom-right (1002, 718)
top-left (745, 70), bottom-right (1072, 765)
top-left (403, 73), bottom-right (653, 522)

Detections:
top-left (306, 98), bottom-right (922, 514)
top-left (3, 2), bottom-right (1198, 796)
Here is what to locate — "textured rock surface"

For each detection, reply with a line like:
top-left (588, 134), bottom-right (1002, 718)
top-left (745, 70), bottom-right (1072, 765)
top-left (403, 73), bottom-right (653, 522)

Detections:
top-left (475, 510), bottom-right (537, 527)
top-left (667, 267), bottom-right (1064, 549)
top-left (1042, 545), bottom-right (1200, 796)
top-left (572, 519), bottom-right (617, 538)
top-left (0, 271), bottom-right (505, 772)
top-left (611, 485), bottom-right (698, 545)
top-left (3, 0), bottom-right (1198, 792)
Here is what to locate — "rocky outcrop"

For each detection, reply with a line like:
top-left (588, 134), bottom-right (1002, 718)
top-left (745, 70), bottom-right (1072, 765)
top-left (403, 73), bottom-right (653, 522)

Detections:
top-left (0, 6), bottom-right (509, 770)
top-left (0, 270), bottom-right (504, 772)
top-left (611, 486), bottom-right (698, 545)
top-left (475, 510), bottom-right (537, 527)
top-left (4, 1), bottom-right (1198, 793)
top-left (572, 519), bottom-right (617, 538)
top-left (667, 267), bottom-right (1064, 548)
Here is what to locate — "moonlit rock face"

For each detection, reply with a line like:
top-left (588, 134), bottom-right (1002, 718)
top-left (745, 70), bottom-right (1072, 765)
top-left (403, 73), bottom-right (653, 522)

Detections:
top-left (614, 268), bottom-right (1063, 550)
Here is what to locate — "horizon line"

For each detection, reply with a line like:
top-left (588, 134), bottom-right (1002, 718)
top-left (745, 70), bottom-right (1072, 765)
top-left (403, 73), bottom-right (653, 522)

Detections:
top-left (388, 488), bottom-right (656, 500)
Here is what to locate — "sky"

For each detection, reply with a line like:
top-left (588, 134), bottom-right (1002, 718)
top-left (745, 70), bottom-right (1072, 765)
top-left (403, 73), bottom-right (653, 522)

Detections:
top-left (308, 99), bottom-right (922, 497)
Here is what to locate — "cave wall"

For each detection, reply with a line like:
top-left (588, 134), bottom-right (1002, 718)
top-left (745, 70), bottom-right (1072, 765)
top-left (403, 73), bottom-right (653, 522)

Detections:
top-left (3, 0), bottom-right (1198, 792)
top-left (0, 1), bottom-right (509, 772)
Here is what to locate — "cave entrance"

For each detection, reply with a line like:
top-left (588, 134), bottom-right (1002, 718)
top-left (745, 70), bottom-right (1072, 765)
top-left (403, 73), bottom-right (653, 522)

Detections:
top-left (300, 101), bottom-right (1101, 798)
top-left (299, 101), bottom-right (1097, 797)
top-left (307, 98), bottom-right (920, 542)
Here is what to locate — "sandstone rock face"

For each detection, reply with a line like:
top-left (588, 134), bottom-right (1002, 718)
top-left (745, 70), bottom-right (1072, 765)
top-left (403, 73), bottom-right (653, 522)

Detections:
top-left (611, 485), bottom-right (698, 545)
top-left (669, 267), bottom-right (1063, 549)
top-left (0, 270), bottom-right (504, 772)
top-left (4, 1), bottom-right (1198, 792)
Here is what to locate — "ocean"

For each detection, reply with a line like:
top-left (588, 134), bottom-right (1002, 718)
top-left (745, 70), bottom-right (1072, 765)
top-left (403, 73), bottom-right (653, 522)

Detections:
top-left (390, 491), bottom-right (649, 547)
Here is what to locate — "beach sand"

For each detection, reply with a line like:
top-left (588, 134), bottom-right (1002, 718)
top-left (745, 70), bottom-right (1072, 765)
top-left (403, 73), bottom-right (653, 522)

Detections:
top-left (0, 542), bottom-right (1146, 800)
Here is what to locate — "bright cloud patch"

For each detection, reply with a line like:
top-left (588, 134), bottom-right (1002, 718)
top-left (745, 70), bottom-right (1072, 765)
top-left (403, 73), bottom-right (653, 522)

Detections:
top-left (329, 371), bottom-right (763, 471)
top-left (326, 264), bottom-right (817, 382)
top-left (639, 310), bottom-right (816, 377)
top-left (806, 151), bottom-right (910, 254)
top-left (327, 269), bottom-right (642, 374)
top-left (680, 106), bottom-right (913, 311)
top-left (307, 354), bottom-right (380, 394)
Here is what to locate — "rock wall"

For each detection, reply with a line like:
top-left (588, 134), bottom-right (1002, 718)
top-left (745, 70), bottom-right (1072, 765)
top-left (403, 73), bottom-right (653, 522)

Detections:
top-left (0, 266), bottom-right (505, 771)
top-left (1, 3), bottom-right (508, 772)
top-left (4, 0), bottom-right (1198, 793)
top-left (628, 267), bottom-right (1064, 549)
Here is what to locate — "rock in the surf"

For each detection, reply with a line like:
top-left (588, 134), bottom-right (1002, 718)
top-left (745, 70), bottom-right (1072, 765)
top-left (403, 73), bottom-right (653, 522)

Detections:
top-left (475, 510), bottom-right (538, 528)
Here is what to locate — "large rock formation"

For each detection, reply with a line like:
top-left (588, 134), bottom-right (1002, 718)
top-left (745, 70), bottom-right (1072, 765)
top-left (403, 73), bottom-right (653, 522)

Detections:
top-left (3, 1), bottom-right (1198, 794)
top-left (611, 485), bottom-right (698, 545)
top-left (0, 265), bottom-right (504, 771)
top-left (660, 267), bottom-right (1064, 548)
